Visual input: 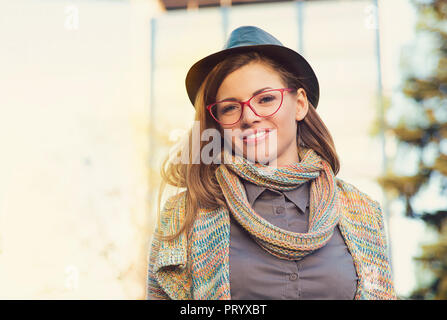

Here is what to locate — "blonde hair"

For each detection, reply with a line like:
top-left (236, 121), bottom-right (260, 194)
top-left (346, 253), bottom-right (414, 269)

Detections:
top-left (155, 51), bottom-right (340, 241)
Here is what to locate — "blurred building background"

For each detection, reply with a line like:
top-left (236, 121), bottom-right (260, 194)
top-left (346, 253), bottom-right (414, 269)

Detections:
top-left (0, 0), bottom-right (443, 299)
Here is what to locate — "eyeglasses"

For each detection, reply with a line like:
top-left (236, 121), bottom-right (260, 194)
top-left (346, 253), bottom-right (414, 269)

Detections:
top-left (207, 88), bottom-right (295, 125)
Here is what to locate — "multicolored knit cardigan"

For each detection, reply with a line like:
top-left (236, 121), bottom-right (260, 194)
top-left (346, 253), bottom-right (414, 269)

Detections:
top-left (147, 178), bottom-right (397, 300)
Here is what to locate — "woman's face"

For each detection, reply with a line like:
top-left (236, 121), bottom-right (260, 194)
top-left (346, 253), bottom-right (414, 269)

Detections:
top-left (215, 61), bottom-right (309, 167)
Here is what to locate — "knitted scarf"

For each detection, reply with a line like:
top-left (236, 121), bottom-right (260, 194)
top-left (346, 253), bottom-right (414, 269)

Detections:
top-left (215, 147), bottom-right (339, 260)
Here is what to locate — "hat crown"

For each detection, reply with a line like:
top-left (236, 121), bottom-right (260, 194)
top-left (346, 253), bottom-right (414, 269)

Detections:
top-left (224, 26), bottom-right (284, 50)
top-left (186, 25), bottom-right (319, 109)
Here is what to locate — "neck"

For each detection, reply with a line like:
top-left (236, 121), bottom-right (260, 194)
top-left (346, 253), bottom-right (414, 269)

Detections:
top-left (273, 145), bottom-right (302, 168)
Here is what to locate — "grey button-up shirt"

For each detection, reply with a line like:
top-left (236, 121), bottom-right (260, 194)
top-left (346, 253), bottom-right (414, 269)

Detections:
top-left (229, 178), bottom-right (359, 300)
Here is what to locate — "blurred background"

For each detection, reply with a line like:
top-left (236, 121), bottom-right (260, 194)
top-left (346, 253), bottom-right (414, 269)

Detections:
top-left (0, 0), bottom-right (445, 299)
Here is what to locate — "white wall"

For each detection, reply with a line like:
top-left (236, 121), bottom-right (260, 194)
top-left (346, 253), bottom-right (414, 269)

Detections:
top-left (0, 0), bottom-right (162, 299)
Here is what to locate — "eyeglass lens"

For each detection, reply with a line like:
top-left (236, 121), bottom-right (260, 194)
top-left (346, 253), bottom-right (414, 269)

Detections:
top-left (210, 90), bottom-right (283, 124)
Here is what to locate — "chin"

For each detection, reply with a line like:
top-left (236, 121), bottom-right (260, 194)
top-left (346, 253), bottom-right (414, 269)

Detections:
top-left (235, 145), bottom-right (278, 166)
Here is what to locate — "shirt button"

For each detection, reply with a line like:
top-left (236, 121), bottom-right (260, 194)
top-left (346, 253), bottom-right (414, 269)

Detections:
top-left (289, 273), bottom-right (298, 281)
top-left (275, 207), bottom-right (285, 215)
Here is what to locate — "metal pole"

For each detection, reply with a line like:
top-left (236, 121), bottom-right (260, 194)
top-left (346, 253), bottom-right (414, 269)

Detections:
top-left (296, 0), bottom-right (304, 54)
top-left (221, 0), bottom-right (231, 41)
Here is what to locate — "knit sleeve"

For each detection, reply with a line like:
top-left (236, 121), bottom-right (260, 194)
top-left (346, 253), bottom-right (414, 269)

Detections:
top-left (146, 192), bottom-right (186, 300)
top-left (371, 200), bottom-right (392, 257)
top-left (372, 200), bottom-right (398, 299)
top-left (146, 230), bottom-right (170, 300)
top-left (359, 193), bottom-right (393, 259)
top-left (335, 178), bottom-right (397, 299)
top-left (372, 200), bottom-right (387, 243)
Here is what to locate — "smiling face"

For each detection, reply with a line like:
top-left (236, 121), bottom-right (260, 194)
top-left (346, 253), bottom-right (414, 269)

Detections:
top-left (215, 61), bottom-right (309, 167)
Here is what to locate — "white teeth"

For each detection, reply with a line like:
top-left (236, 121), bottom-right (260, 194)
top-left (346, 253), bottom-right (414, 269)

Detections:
top-left (245, 131), bottom-right (267, 139)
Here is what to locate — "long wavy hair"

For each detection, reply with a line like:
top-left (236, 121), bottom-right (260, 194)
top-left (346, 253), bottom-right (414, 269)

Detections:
top-left (155, 51), bottom-right (340, 241)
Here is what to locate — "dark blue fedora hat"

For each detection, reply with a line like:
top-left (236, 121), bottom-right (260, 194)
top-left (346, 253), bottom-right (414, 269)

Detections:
top-left (185, 25), bottom-right (320, 109)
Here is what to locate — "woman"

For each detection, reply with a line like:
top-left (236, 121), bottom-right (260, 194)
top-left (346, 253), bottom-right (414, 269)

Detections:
top-left (147, 26), bottom-right (396, 300)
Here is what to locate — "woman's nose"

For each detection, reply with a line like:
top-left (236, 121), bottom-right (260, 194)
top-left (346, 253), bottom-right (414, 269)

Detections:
top-left (240, 103), bottom-right (261, 125)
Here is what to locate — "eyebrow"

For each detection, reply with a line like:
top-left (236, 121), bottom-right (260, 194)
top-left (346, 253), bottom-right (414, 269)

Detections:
top-left (220, 87), bottom-right (272, 101)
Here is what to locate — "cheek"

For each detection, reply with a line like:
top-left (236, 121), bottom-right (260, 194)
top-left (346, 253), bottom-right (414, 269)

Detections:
top-left (274, 117), bottom-right (298, 150)
top-left (275, 113), bottom-right (297, 135)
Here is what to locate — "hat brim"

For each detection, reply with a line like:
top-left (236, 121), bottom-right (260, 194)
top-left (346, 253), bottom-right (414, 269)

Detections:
top-left (185, 44), bottom-right (319, 109)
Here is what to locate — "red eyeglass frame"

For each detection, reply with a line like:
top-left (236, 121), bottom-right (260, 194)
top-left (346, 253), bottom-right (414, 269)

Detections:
top-left (206, 88), bottom-right (296, 125)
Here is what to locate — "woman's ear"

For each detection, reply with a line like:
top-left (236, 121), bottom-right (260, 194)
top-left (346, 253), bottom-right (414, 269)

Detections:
top-left (295, 88), bottom-right (309, 121)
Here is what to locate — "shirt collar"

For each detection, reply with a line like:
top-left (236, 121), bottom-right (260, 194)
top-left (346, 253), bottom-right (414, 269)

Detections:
top-left (241, 178), bottom-right (310, 213)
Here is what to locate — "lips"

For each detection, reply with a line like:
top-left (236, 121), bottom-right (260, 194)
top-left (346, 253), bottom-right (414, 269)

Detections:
top-left (241, 128), bottom-right (272, 138)
top-left (241, 128), bottom-right (273, 145)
